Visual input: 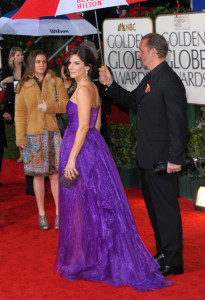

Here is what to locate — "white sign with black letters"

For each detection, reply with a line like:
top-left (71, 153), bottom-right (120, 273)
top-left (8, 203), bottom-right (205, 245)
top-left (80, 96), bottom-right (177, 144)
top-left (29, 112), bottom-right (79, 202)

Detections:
top-left (103, 18), bottom-right (153, 91)
top-left (156, 13), bottom-right (205, 104)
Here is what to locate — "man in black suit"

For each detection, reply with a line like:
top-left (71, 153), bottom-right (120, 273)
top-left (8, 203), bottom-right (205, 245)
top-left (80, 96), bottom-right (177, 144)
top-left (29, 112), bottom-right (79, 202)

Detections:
top-left (99, 33), bottom-right (188, 276)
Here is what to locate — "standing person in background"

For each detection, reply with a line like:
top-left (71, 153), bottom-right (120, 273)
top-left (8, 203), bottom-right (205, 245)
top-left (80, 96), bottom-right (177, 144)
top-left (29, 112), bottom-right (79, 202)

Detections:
top-left (61, 61), bottom-right (76, 99)
top-left (0, 46), bottom-right (34, 195)
top-left (0, 46), bottom-right (25, 162)
top-left (15, 50), bottom-right (69, 230)
top-left (99, 33), bottom-right (188, 276)
top-left (0, 109), bottom-right (7, 186)
top-left (116, 5), bottom-right (128, 17)
top-left (56, 61), bottom-right (76, 138)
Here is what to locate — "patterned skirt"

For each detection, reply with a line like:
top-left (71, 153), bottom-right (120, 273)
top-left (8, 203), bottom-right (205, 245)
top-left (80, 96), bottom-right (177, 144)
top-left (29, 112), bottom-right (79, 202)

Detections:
top-left (23, 130), bottom-right (61, 176)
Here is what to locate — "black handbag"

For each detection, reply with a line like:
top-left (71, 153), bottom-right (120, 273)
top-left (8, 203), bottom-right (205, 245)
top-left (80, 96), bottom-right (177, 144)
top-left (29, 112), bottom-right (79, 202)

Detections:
top-left (55, 86), bottom-right (68, 137)
top-left (60, 171), bottom-right (80, 188)
top-left (56, 113), bottom-right (68, 137)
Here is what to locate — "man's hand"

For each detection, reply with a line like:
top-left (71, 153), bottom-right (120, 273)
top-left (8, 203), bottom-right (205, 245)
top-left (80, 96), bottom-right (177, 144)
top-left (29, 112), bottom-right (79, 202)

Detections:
top-left (98, 65), bottom-right (113, 86)
top-left (3, 112), bottom-right (12, 121)
top-left (167, 162), bottom-right (181, 173)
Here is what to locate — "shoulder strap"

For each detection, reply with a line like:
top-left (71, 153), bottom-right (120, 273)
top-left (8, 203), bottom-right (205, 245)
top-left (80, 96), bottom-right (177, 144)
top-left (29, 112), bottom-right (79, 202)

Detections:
top-left (54, 86), bottom-right (58, 102)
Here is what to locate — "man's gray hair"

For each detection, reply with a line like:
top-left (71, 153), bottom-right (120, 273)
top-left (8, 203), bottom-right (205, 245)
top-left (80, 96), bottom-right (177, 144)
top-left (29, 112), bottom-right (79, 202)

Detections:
top-left (142, 33), bottom-right (168, 58)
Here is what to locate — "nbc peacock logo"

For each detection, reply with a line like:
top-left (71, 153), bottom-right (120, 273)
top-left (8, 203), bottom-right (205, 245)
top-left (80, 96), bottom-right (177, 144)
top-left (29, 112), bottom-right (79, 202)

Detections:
top-left (118, 23), bottom-right (136, 31)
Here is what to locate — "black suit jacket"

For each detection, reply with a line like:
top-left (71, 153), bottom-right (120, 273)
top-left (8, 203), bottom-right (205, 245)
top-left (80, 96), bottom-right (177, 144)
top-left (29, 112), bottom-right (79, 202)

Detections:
top-left (104, 61), bottom-right (188, 169)
top-left (1, 65), bottom-right (25, 118)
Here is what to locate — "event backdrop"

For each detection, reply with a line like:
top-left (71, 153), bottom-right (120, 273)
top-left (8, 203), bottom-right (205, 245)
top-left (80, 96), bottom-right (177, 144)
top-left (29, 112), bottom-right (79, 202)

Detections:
top-left (156, 12), bottom-right (205, 104)
top-left (103, 18), bottom-right (153, 92)
top-left (103, 12), bottom-right (205, 105)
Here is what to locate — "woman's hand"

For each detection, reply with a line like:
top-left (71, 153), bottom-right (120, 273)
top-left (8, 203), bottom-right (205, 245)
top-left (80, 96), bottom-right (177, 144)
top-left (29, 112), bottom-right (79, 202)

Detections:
top-left (19, 144), bottom-right (27, 149)
top-left (64, 157), bottom-right (79, 179)
top-left (2, 76), bottom-right (14, 84)
top-left (38, 99), bottom-right (47, 112)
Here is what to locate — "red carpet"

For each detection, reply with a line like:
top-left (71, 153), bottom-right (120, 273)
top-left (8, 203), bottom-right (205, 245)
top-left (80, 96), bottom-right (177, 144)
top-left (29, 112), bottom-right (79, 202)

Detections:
top-left (0, 159), bottom-right (205, 300)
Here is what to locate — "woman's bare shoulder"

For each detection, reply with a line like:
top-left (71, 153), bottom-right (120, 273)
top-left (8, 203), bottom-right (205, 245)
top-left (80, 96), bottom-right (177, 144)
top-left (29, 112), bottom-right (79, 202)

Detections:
top-left (76, 81), bottom-right (100, 107)
top-left (77, 81), bottom-right (95, 95)
top-left (76, 84), bottom-right (91, 98)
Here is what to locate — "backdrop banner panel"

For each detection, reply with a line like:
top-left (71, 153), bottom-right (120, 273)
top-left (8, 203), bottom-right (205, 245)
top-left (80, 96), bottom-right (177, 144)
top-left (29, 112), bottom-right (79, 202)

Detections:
top-left (156, 13), bottom-right (205, 105)
top-left (103, 18), bottom-right (153, 92)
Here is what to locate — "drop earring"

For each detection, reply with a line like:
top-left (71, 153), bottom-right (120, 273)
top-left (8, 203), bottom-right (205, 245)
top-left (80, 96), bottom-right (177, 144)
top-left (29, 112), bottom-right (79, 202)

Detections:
top-left (85, 70), bottom-right (88, 80)
top-left (28, 72), bottom-right (35, 78)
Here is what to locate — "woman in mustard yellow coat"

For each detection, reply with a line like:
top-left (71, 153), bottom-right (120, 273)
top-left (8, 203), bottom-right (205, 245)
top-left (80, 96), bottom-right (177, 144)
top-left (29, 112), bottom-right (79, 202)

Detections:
top-left (15, 50), bottom-right (69, 230)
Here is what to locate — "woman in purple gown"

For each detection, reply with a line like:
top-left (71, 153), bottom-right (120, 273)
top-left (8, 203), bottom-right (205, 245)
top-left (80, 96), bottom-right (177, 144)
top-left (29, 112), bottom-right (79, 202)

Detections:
top-left (54, 46), bottom-right (171, 291)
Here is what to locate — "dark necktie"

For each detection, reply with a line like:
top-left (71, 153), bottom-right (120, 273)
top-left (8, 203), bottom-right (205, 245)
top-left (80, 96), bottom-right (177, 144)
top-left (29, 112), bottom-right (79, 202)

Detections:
top-left (144, 72), bottom-right (151, 84)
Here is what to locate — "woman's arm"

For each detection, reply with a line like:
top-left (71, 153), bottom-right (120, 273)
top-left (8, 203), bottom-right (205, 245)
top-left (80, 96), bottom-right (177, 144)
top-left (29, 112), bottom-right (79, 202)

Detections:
top-left (15, 91), bottom-right (28, 147)
top-left (1, 66), bottom-right (14, 87)
top-left (1, 76), bottom-right (14, 88)
top-left (64, 86), bottom-right (91, 179)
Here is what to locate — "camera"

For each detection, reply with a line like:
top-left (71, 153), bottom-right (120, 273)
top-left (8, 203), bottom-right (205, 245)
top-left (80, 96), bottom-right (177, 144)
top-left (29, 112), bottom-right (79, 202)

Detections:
top-left (153, 156), bottom-right (195, 175)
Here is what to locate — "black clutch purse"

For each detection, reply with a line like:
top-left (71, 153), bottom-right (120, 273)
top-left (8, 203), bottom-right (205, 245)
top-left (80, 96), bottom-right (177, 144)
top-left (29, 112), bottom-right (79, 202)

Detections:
top-left (60, 171), bottom-right (80, 188)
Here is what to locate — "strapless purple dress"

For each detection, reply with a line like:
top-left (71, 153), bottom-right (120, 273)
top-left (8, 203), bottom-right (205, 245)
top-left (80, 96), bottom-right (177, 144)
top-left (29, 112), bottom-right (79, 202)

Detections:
top-left (55, 101), bottom-right (171, 291)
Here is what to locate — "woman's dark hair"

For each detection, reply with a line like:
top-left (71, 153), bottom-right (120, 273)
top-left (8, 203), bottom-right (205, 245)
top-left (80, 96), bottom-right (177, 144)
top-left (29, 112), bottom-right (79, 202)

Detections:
top-left (62, 59), bottom-right (69, 78)
top-left (141, 33), bottom-right (168, 58)
top-left (17, 50), bottom-right (49, 93)
top-left (65, 45), bottom-right (98, 79)
top-left (25, 49), bottom-right (48, 75)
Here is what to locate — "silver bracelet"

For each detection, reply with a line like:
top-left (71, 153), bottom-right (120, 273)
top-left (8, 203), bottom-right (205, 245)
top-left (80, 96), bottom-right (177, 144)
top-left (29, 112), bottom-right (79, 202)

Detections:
top-left (0, 81), bottom-right (6, 89)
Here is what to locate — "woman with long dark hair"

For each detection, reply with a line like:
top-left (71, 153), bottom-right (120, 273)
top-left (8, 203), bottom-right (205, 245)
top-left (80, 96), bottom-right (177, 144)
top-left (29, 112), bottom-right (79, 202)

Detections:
top-left (47, 45), bottom-right (171, 291)
top-left (15, 50), bottom-right (69, 230)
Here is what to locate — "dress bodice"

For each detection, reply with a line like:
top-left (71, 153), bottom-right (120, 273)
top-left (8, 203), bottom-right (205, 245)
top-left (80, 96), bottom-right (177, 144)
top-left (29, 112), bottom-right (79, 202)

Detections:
top-left (66, 101), bottom-right (100, 132)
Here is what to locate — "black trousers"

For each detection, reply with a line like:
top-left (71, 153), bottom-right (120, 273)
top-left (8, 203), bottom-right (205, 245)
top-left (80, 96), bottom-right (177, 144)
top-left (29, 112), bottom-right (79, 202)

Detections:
top-left (0, 149), bottom-right (3, 172)
top-left (26, 175), bottom-right (34, 194)
top-left (141, 169), bottom-right (183, 266)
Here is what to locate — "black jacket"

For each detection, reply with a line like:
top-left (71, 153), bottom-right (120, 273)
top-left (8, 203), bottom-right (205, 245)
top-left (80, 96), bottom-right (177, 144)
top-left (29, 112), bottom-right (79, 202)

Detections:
top-left (1, 65), bottom-right (25, 119)
top-left (104, 61), bottom-right (188, 169)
